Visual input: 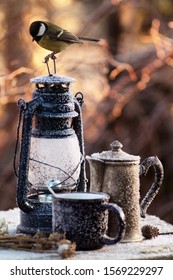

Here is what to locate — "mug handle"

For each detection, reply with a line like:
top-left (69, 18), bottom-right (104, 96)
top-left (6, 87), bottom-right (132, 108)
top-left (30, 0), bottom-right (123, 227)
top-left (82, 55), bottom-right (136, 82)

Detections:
top-left (140, 156), bottom-right (164, 218)
top-left (100, 203), bottom-right (125, 245)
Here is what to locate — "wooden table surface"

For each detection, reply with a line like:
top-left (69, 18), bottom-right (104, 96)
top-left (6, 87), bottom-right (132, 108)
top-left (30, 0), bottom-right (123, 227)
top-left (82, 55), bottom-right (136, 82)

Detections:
top-left (0, 208), bottom-right (173, 260)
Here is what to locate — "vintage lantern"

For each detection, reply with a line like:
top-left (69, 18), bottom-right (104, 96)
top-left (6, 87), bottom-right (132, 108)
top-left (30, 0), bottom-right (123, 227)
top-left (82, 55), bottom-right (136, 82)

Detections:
top-left (15, 74), bottom-right (86, 234)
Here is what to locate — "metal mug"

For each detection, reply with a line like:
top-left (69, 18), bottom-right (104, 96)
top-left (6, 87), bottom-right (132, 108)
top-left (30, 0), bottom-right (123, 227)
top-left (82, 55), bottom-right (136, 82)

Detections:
top-left (48, 188), bottom-right (125, 250)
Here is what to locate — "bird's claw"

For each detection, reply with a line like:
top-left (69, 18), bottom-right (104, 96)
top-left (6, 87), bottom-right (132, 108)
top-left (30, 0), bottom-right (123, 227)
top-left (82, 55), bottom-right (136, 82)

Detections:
top-left (43, 53), bottom-right (57, 75)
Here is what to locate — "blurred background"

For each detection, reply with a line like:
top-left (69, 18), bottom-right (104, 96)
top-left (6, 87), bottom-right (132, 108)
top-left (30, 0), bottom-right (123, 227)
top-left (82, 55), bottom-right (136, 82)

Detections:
top-left (0, 0), bottom-right (173, 224)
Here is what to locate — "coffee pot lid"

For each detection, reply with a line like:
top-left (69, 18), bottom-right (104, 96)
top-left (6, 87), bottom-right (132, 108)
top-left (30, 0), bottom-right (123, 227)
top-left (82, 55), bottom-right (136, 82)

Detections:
top-left (92, 140), bottom-right (140, 162)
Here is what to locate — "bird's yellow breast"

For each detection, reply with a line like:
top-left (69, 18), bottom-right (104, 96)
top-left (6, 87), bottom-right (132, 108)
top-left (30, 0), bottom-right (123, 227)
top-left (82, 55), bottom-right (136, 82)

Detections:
top-left (38, 36), bottom-right (70, 52)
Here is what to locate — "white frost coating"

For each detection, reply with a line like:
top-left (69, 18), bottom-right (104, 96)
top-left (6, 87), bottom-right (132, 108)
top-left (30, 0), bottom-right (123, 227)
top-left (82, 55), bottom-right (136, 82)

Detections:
top-left (90, 140), bottom-right (140, 162)
top-left (30, 75), bottom-right (76, 84)
top-left (1, 208), bottom-right (173, 259)
top-left (28, 135), bottom-right (81, 189)
top-left (91, 150), bottom-right (140, 162)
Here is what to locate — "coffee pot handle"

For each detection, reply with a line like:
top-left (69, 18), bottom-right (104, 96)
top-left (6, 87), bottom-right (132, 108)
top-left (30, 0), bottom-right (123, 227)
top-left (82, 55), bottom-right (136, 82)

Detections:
top-left (140, 156), bottom-right (164, 218)
top-left (100, 203), bottom-right (125, 245)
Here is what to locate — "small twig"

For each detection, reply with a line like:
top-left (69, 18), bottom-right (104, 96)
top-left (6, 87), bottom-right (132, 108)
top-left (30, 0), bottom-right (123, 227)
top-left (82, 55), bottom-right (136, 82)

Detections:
top-left (3, 67), bottom-right (34, 80)
top-left (109, 59), bottom-right (138, 81)
top-left (78, 0), bottom-right (128, 37)
top-left (0, 235), bottom-right (33, 243)
top-left (108, 47), bottom-right (173, 119)
top-left (0, 233), bottom-right (76, 258)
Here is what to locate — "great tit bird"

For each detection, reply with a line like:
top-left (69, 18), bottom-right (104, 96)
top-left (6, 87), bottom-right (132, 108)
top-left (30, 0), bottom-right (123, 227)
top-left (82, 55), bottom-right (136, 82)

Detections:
top-left (29, 20), bottom-right (100, 74)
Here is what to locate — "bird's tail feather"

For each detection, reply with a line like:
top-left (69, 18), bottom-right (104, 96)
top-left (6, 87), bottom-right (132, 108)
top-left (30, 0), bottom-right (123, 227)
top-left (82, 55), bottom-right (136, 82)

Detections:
top-left (78, 37), bottom-right (100, 42)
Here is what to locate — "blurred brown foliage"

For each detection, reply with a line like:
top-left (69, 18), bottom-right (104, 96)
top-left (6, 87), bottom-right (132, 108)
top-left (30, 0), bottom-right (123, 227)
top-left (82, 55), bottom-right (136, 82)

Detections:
top-left (0, 0), bottom-right (173, 224)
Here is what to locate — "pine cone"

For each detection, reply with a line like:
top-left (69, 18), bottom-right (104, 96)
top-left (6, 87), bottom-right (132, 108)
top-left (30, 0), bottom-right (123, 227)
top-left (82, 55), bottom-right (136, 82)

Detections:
top-left (142, 225), bottom-right (159, 239)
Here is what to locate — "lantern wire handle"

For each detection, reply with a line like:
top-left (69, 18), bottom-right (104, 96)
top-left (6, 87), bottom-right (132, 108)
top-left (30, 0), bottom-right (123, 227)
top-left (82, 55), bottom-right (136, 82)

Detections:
top-left (29, 154), bottom-right (84, 189)
top-left (13, 98), bottom-right (27, 177)
top-left (13, 111), bottom-right (22, 177)
top-left (75, 92), bottom-right (84, 107)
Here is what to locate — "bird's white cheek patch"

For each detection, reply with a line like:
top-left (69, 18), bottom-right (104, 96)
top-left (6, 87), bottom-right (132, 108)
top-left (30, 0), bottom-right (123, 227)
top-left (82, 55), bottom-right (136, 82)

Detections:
top-left (37, 23), bottom-right (46, 36)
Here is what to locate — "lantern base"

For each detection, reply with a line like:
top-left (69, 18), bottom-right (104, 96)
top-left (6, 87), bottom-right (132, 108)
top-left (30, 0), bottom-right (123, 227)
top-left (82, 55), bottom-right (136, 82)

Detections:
top-left (17, 201), bottom-right (52, 235)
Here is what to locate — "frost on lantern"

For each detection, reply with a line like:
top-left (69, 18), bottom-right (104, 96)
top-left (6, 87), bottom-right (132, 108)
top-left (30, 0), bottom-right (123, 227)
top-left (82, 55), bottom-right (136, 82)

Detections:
top-left (28, 135), bottom-right (82, 190)
top-left (15, 75), bottom-right (86, 234)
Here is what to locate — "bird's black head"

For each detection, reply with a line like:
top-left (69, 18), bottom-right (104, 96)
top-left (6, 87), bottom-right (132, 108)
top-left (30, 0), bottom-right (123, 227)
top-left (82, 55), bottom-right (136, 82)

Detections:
top-left (29, 21), bottom-right (47, 42)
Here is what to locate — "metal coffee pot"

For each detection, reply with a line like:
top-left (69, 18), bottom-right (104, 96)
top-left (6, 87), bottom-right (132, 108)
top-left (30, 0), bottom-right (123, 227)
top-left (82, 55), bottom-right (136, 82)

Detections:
top-left (86, 140), bottom-right (164, 242)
